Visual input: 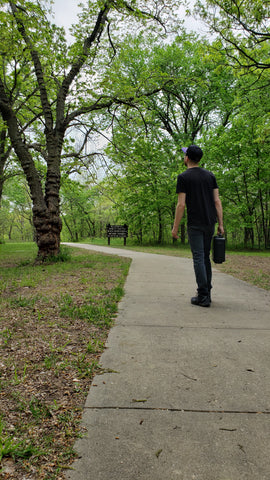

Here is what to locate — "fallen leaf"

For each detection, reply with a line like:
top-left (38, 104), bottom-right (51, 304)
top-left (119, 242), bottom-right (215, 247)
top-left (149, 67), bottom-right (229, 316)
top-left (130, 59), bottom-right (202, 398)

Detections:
top-left (155, 449), bottom-right (163, 458)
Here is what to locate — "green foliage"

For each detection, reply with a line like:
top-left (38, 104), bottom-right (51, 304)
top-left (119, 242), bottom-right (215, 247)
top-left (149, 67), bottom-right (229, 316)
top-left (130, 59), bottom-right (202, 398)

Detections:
top-left (0, 176), bottom-right (33, 242)
top-left (0, 0), bottom-right (181, 259)
top-left (195, 0), bottom-right (270, 74)
top-left (0, 416), bottom-right (40, 462)
top-left (103, 33), bottom-right (237, 243)
top-left (60, 178), bottom-right (102, 241)
top-left (202, 72), bottom-right (270, 248)
top-left (1, 1), bottom-right (269, 250)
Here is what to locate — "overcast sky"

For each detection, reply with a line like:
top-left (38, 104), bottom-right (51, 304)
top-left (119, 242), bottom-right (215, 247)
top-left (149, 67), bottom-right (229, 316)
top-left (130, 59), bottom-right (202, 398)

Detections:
top-left (51, 0), bottom-right (80, 34)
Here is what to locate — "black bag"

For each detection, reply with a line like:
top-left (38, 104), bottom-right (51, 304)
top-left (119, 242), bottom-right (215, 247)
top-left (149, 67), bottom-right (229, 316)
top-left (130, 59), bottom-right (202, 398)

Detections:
top-left (212, 234), bottom-right (225, 264)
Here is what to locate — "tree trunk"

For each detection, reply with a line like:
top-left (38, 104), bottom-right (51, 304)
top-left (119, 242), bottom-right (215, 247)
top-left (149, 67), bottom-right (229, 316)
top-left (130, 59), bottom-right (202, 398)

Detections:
top-left (0, 169), bottom-right (4, 207)
top-left (244, 226), bottom-right (254, 248)
top-left (34, 147), bottom-right (63, 259)
top-left (158, 209), bottom-right (163, 244)
top-left (0, 91), bottom-right (62, 259)
top-left (8, 222), bottom-right (13, 240)
top-left (266, 227), bottom-right (270, 249)
top-left (33, 206), bottom-right (62, 259)
top-left (0, 128), bottom-right (8, 207)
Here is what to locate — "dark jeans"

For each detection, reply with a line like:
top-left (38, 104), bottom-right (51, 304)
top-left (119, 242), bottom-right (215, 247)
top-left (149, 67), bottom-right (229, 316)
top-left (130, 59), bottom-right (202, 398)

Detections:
top-left (188, 225), bottom-right (215, 297)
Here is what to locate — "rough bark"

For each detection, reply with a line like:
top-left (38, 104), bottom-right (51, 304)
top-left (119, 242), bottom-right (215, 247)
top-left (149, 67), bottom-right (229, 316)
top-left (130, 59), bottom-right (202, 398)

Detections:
top-left (0, 128), bottom-right (9, 206)
top-left (0, 77), bottom-right (62, 258)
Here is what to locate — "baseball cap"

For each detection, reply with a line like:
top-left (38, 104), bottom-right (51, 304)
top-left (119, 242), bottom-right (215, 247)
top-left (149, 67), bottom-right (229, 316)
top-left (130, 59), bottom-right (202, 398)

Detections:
top-left (181, 145), bottom-right (203, 162)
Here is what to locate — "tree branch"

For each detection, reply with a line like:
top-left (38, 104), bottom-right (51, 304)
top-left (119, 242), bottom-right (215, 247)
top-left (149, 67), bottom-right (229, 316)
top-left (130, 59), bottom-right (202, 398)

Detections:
top-left (0, 75), bottom-right (45, 208)
top-left (56, 4), bottom-right (111, 130)
top-left (8, 1), bottom-right (54, 132)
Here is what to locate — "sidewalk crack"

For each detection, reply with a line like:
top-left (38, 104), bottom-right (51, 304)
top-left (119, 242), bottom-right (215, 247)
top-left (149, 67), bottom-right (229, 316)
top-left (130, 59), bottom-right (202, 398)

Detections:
top-left (85, 406), bottom-right (270, 415)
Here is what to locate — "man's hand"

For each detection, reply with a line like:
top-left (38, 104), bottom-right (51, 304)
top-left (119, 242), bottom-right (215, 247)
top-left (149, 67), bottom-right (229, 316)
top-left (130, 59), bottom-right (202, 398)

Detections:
top-left (171, 228), bottom-right (179, 239)
top-left (217, 225), bottom-right (225, 236)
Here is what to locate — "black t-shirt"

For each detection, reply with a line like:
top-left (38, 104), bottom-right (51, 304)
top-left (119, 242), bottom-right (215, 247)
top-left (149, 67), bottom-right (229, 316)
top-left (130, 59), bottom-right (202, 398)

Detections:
top-left (176, 167), bottom-right (218, 226)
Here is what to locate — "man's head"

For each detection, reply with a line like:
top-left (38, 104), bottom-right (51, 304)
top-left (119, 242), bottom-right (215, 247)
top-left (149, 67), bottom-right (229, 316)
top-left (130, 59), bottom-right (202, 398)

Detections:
top-left (182, 145), bottom-right (203, 165)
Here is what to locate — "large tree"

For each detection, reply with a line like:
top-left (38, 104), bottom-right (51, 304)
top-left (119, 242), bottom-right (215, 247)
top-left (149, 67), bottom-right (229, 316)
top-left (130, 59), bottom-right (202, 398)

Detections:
top-left (104, 34), bottom-right (236, 243)
top-left (146, 34), bottom-right (236, 145)
top-left (203, 73), bottom-right (270, 248)
top-left (0, 0), bottom-right (179, 259)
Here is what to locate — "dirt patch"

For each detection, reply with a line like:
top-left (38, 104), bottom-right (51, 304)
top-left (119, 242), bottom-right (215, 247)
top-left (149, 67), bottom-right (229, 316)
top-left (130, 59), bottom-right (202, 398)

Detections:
top-left (214, 254), bottom-right (270, 290)
top-left (0, 251), bottom-right (130, 480)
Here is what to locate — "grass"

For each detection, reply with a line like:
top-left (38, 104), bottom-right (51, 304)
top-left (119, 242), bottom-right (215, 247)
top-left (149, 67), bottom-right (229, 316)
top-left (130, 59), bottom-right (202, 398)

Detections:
top-left (0, 239), bottom-right (269, 479)
top-left (0, 416), bottom-right (41, 463)
top-left (0, 242), bottom-right (131, 479)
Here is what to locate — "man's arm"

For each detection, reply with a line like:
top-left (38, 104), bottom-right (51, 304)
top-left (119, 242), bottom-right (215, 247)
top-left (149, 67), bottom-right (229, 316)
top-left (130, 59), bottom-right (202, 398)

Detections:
top-left (213, 188), bottom-right (224, 235)
top-left (172, 192), bottom-right (186, 239)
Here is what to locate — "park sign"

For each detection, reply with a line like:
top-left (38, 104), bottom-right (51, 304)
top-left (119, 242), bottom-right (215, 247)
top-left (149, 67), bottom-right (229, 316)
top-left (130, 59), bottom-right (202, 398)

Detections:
top-left (106, 224), bottom-right (128, 246)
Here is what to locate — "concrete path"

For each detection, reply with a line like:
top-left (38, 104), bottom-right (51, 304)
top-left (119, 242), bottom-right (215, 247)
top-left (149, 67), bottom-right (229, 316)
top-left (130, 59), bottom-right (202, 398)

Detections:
top-left (64, 243), bottom-right (270, 480)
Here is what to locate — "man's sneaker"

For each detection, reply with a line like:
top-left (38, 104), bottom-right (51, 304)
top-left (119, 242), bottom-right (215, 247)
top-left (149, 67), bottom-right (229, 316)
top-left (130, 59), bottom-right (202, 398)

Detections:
top-left (191, 295), bottom-right (210, 307)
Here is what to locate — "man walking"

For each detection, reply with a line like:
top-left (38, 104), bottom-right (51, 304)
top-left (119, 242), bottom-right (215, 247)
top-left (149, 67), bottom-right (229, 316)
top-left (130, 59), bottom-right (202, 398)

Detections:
top-left (172, 145), bottom-right (224, 307)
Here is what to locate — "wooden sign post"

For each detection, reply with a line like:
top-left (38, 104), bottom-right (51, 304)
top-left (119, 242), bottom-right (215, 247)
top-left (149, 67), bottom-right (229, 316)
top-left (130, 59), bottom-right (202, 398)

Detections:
top-left (106, 224), bottom-right (128, 246)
